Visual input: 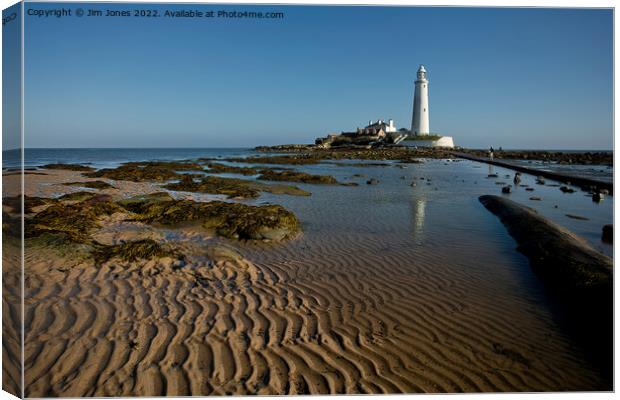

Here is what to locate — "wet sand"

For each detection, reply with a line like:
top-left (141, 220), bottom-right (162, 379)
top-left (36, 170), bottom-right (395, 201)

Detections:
top-left (4, 161), bottom-right (611, 396)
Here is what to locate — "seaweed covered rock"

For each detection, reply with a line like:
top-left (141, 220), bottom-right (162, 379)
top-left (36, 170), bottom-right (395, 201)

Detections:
top-left (164, 174), bottom-right (311, 198)
top-left (63, 180), bottom-right (114, 189)
top-left (41, 163), bottom-right (95, 171)
top-left (84, 161), bottom-right (203, 182)
top-left (206, 163), bottom-right (259, 175)
top-left (257, 169), bottom-right (339, 185)
top-left (26, 194), bottom-right (122, 242)
top-left (3, 195), bottom-right (53, 214)
top-left (164, 175), bottom-right (261, 198)
top-left (119, 194), bottom-right (300, 241)
top-left (58, 191), bottom-right (100, 202)
top-left (225, 155), bottom-right (321, 165)
top-left (92, 239), bottom-right (177, 262)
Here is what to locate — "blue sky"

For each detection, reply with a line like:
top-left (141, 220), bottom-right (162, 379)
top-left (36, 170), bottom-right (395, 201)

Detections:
top-left (15, 4), bottom-right (614, 149)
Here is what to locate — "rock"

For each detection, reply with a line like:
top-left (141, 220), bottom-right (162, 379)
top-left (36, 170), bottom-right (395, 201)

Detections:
top-left (366, 178), bottom-right (379, 185)
top-left (602, 224), bottom-right (613, 243)
top-left (63, 180), bottom-right (114, 189)
top-left (410, 182), bottom-right (416, 187)
top-left (560, 186), bottom-right (575, 193)
top-left (119, 195), bottom-right (300, 241)
top-left (501, 186), bottom-right (512, 194)
top-left (592, 192), bottom-right (604, 203)
top-left (535, 176), bottom-right (545, 185)
top-left (478, 195), bottom-right (612, 379)
top-left (258, 169), bottom-right (340, 185)
top-left (566, 214), bottom-right (589, 221)
top-left (41, 163), bottom-right (95, 171)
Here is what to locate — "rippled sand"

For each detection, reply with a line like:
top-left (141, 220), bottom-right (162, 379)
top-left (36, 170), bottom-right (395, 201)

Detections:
top-left (4, 161), bottom-right (611, 396)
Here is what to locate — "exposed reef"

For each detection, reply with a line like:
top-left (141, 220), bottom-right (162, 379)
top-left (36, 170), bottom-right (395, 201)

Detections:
top-left (120, 192), bottom-right (300, 241)
top-left (257, 170), bottom-right (339, 185)
top-left (92, 239), bottom-right (178, 263)
top-left (164, 174), bottom-right (261, 198)
top-left (205, 163), bottom-right (260, 175)
top-left (479, 194), bottom-right (612, 382)
top-left (163, 174), bottom-right (310, 198)
top-left (226, 154), bottom-right (322, 165)
top-left (83, 161), bottom-right (203, 182)
top-left (63, 180), bottom-right (115, 189)
top-left (26, 194), bottom-right (122, 243)
top-left (41, 163), bottom-right (95, 171)
top-left (461, 149), bottom-right (612, 165)
top-left (252, 147), bottom-right (454, 162)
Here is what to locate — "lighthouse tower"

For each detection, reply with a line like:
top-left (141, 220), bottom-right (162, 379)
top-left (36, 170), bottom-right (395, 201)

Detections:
top-left (411, 65), bottom-right (430, 135)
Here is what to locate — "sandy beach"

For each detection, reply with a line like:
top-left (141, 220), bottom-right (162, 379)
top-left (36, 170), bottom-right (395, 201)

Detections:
top-left (2, 153), bottom-right (611, 396)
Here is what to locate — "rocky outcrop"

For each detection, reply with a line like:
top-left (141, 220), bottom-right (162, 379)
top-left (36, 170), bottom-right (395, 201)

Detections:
top-left (120, 193), bottom-right (300, 241)
top-left (479, 195), bottom-right (612, 381)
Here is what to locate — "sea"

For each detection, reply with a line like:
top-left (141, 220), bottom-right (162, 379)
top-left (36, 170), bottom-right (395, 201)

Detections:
top-left (2, 147), bottom-right (613, 257)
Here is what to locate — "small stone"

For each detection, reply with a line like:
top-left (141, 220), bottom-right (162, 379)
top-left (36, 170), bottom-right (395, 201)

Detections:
top-left (592, 192), bottom-right (604, 203)
top-left (560, 186), bottom-right (575, 193)
top-left (366, 178), bottom-right (379, 185)
top-left (501, 186), bottom-right (512, 194)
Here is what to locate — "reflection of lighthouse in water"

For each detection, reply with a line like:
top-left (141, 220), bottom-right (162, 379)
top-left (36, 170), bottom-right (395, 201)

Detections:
top-left (412, 198), bottom-right (426, 240)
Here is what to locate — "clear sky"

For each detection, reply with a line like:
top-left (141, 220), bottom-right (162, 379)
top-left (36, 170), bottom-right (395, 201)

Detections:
top-left (16, 4), bottom-right (613, 149)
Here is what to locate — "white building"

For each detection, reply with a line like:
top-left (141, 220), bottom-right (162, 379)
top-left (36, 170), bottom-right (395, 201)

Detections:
top-left (411, 65), bottom-right (430, 135)
top-left (366, 119), bottom-right (397, 133)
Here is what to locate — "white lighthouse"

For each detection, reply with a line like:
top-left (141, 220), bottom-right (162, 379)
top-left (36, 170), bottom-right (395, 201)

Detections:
top-left (411, 65), bottom-right (430, 135)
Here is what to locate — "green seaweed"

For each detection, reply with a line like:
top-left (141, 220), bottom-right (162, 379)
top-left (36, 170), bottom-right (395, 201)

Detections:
top-left (257, 170), bottom-right (339, 185)
top-left (26, 194), bottom-right (122, 242)
top-left (119, 194), bottom-right (300, 240)
top-left (206, 163), bottom-right (260, 175)
top-left (92, 239), bottom-right (177, 262)
top-left (164, 175), bottom-right (261, 199)
top-left (63, 180), bottom-right (114, 189)
top-left (225, 155), bottom-right (322, 165)
top-left (83, 161), bottom-right (203, 182)
top-left (41, 163), bottom-right (95, 171)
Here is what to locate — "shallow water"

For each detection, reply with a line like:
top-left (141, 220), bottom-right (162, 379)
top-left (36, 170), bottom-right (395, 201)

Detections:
top-left (231, 158), bottom-right (612, 390)
top-left (9, 149), bottom-right (614, 392)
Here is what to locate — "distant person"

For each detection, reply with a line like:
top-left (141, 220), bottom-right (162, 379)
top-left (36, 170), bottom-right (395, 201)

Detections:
top-left (489, 146), bottom-right (494, 160)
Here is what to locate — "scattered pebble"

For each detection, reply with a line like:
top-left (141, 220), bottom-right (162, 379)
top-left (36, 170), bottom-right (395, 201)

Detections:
top-left (560, 186), bottom-right (575, 193)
